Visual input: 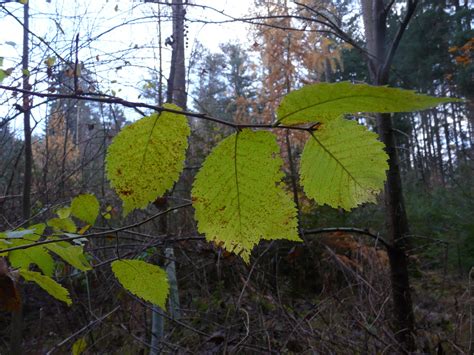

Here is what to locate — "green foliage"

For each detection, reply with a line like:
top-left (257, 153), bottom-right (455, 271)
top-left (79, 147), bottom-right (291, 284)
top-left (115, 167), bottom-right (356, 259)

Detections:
top-left (192, 129), bottom-right (300, 262)
top-left (9, 242), bottom-right (55, 277)
top-left (0, 225), bottom-right (55, 276)
top-left (56, 206), bottom-right (71, 219)
top-left (106, 104), bottom-right (190, 214)
top-left (72, 337), bottom-right (87, 355)
top-left (300, 118), bottom-right (389, 210)
top-left (47, 217), bottom-right (77, 233)
top-left (0, 71), bottom-right (7, 83)
top-left (111, 259), bottom-right (169, 308)
top-left (45, 243), bottom-right (92, 272)
top-left (404, 164), bottom-right (474, 271)
top-left (71, 194), bottom-right (100, 225)
top-left (0, 57), bottom-right (11, 83)
top-left (19, 269), bottom-right (72, 305)
top-left (277, 82), bottom-right (458, 125)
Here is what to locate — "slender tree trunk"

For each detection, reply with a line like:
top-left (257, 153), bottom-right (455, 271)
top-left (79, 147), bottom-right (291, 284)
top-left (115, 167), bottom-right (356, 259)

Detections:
top-left (157, 4), bottom-right (163, 106)
top-left (450, 103), bottom-right (462, 162)
top-left (411, 114), bottom-right (425, 181)
top-left (167, 0), bottom-right (186, 109)
top-left (361, 0), bottom-right (418, 351)
top-left (22, 1), bottom-right (31, 222)
top-left (442, 106), bottom-right (454, 176)
top-left (13, 4), bottom-right (30, 354)
top-left (432, 110), bottom-right (445, 186)
top-left (151, 2), bottom-right (186, 353)
top-left (377, 112), bottom-right (416, 349)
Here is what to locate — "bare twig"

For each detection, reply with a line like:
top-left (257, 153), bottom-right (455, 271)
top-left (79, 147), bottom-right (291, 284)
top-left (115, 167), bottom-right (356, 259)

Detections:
top-left (46, 305), bottom-right (120, 355)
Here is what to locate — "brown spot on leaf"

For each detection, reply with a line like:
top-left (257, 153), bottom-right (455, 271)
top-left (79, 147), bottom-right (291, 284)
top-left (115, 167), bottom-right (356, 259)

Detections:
top-left (118, 188), bottom-right (134, 197)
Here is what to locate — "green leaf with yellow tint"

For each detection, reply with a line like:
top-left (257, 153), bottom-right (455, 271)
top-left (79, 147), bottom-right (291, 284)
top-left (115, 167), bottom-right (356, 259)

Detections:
top-left (72, 337), bottom-right (87, 355)
top-left (192, 129), bottom-right (300, 262)
top-left (106, 104), bottom-right (190, 214)
top-left (56, 206), bottom-right (71, 219)
top-left (71, 194), bottom-right (99, 225)
top-left (47, 217), bottom-right (76, 233)
top-left (300, 117), bottom-right (389, 210)
top-left (9, 242), bottom-right (55, 277)
top-left (111, 259), bottom-right (169, 308)
top-left (277, 82), bottom-right (460, 125)
top-left (46, 243), bottom-right (91, 272)
top-left (19, 270), bottom-right (72, 305)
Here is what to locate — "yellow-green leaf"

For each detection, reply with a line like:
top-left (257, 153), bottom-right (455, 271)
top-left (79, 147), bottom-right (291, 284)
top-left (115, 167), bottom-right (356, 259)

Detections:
top-left (47, 217), bottom-right (76, 233)
top-left (19, 270), bottom-right (72, 305)
top-left (277, 82), bottom-right (460, 125)
top-left (192, 129), bottom-right (300, 263)
top-left (0, 69), bottom-right (8, 83)
top-left (46, 243), bottom-right (91, 271)
top-left (72, 337), bottom-right (87, 355)
top-left (111, 259), bottom-right (169, 308)
top-left (9, 242), bottom-right (55, 276)
top-left (71, 194), bottom-right (99, 225)
top-left (44, 56), bottom-right (56, 68)
top-left (300, 117), bottom-right (389, 210)
top-left (56, 206), bottom-right (71, 219)
top-left (106, 104), bottom-right (190, 214)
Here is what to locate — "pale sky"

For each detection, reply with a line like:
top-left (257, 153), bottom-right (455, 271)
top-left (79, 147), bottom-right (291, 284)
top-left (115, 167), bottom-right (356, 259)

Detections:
top-left (0, 0), bottom-right (254, 134)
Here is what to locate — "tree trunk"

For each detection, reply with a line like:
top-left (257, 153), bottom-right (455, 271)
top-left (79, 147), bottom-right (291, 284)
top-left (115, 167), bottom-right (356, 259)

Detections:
top-left (432, 110), bottom-right (445, 186)
top-left (13, 3), bottom-right (30, 354)
top-left (151, 2), bottom-right (186, 353)
top-left (167, 0), bottom-right (187, 109)
top-left (22, 1), bottom-right (31, 222)
top-left (361, 0), bottom-right (417, 351)
top-left (377, 112), bottom-right (416, 351)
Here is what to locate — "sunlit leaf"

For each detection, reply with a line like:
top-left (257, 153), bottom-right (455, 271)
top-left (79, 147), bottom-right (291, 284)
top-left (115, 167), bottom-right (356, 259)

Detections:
top-left (72, 337), bottom-right (87, 355)
top-left (9, 241), bottom-right (55, 277)
top-left (47, 217), bottom-right (76, 233)
top-left (46, 243), bottom-right (91, 272)
top-left (106, 103), bottom-right (190, 214)
top-left (277, 82), bottom-right (460, 125)
top-left (192, 129), bottom-right (300, 262)
top-left (19, 270), bottom-right (71, 305)
top-left (111, 259), bottom-right (169, 308)
top-left (71, 194), bottom-right (99, 225)
top-left (300, 117), bottom-right (389, 210)
top-left (56, 206), bottom-right (71, 219)
top-left (44, 56), bottom-right (56, 67)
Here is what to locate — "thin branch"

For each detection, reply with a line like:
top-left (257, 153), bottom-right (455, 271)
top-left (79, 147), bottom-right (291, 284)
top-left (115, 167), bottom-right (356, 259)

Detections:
top-left (383, 0), bottom-right (397, 15)
top-left (0, 203), bottom-right (192, 254)
top-left (381, 0), bottom-right (419, 80)
top-left (293, 1), bottom-right (369, 59)
top-left (45, 306), bottom-right (120, 355)
top-left (303, 227), bottom-right (391, 249)
top-left (0, 84), bottom-right (316, 133)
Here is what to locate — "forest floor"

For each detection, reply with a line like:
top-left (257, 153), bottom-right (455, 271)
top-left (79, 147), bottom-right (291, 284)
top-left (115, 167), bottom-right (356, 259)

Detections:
top-left (1, 236), bottom-right (471, 354)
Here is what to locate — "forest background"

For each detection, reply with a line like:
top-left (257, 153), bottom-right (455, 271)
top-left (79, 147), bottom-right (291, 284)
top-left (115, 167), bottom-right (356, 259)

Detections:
top-left (0, 0), bottom-right (473, 353)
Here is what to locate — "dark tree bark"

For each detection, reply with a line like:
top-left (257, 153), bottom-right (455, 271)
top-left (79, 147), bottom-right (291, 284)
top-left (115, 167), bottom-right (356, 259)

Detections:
top-left (432, 110), bottom-right (445, 185)
top-left (151, 1), bottom-right (187, 352)
top-left (12, 4), bottom-right (30, 354)
top-left (167, 0), bottom-right (187, 109)
top-left (361, 0), bottom-right (418, 351)
top-left (22, 1), bottom-right (31, 222)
